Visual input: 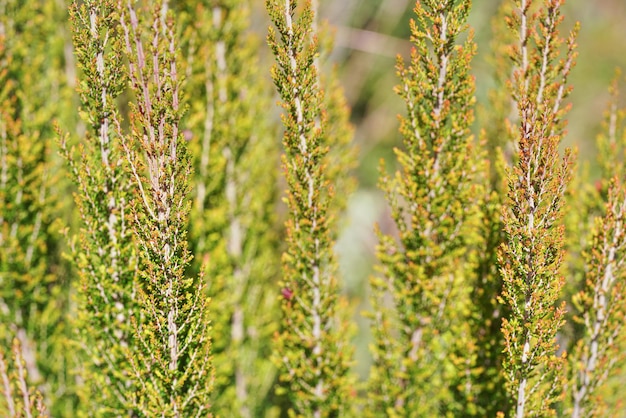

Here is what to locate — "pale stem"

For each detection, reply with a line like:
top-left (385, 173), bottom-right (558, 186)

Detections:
top-left (14, 341), bottom-right (34, 418)
top-left (0, 349), bottom-right (16, 417)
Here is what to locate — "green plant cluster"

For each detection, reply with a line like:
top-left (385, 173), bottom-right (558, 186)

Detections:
top-left (2, 0), bottom-right (626, 417)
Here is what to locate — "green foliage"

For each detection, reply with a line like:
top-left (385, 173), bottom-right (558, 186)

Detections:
top-left (116, 1), bottom-right (213, 415)
top-left (0, 0), bottom-right (74, 414)
top-left (266, 0), bottom-right (354, 415)
top-left (0, 339), bottom-right (49, 417)
top-left (597, 74), bottom-right (626, 186)
top-left (566, 78), bottom-right (626, 417)
top-left (4, 0), bottom-right (626, 417)
top-left (467, 6), bottom-right (520, 415)
top-left (67, 0), bottom-right (213, 415)
top-left (497, 1), bottom-right (579, 416)
top-left (315, 14), bottom-right (357, 219)
top-left (176, 0), bottom-right (281, 416)
top-left (568, 178), bottom-right (626, 417)
top-left (368, 1), bottom-right (480, 416)
top-left (65, 0), bottom-right (139, 414)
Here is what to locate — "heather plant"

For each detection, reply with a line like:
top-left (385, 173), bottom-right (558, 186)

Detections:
top-left (497, 0), bottom-right (578, 415)
top-left (474, 1), bottom-right (573, 415)
top-left (64, 0), bottom-right (139, 413)
top-left (469, 8), bottom-right (516, 405)
top-left (568, 178), bottom-right (626, 417)
top-left (3, 0), bottom-right (626, 417)
top-left (566, 78), bottom-right (626, 417)
top-left (367, 1), bottom-right (480, 416)
top-left (266, 0), bottom-right (355, 415)
top-left (117, 1), bottom-right (212, 414)
top-left (596, 75), bottom-right (626, 188)
top-left (66, 0), bottom-right (212, 415)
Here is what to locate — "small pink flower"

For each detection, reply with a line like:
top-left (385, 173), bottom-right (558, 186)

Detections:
top-left (281, 287), bottom-right (294, 300)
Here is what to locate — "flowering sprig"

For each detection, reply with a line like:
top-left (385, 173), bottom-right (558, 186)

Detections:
top-left (566, 76), bottom-right (626, 417)
top-left (117, 1), bottom-right (213, 415)
top-left (267, 0), bottom-right (354, 415)
top-left (369, 0), bottom-right (479, 415)
top-left (568, 178), bottom-right (626, 417)
top-left (498, 1), bottom-right (579, 415)
top-left (65, 0), bottom-right (139, 413)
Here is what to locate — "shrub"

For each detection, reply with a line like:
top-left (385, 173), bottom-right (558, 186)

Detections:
top-left (1, 0), bottom-right (626, 417)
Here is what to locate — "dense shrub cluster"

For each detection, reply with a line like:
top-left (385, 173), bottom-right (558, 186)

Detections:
top-left (2, 0), bottom-right (626, 416)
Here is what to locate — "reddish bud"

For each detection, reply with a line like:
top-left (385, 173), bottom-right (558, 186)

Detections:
top-left (281, 287), bottom-right (294, 300)
top-left (595, 179), bottom-right (603, 193)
